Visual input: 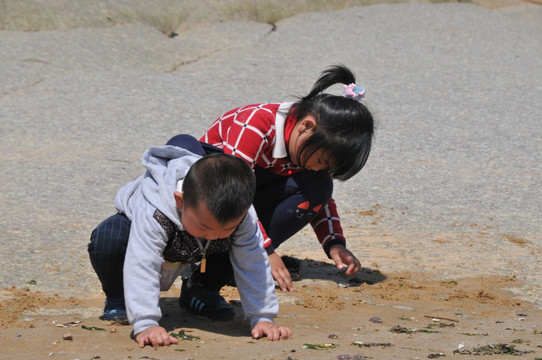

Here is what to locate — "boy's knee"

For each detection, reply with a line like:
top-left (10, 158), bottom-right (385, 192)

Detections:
top-left (88, 215), bottom-right (130, 257)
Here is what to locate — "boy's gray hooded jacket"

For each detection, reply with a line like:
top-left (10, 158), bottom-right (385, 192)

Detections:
top-left (114, 145), bottom-right (278, 335)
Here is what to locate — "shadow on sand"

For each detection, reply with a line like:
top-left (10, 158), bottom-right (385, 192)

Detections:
top-left (158, 298), bottom-right (249, 338)
top-left (154, 256), bottom-right (387, 337)
top-left (282, 255), bottom-right (387, 287)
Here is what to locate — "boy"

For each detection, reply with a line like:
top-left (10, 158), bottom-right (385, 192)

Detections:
top-left (88, 136), bottom-right (291, 347)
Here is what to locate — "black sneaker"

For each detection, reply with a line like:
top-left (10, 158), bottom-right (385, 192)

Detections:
top-left (101, 297), bottom-right (127, 321)
top-left (179, 280), bottom-right (235, 321)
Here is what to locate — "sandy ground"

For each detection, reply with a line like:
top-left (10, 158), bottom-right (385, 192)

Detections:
top-left (1, 254), bottom-right (541, 359)
top-left (1, 0), bottom-right (542, 359)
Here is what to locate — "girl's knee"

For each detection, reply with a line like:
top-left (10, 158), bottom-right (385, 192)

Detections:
top-left (166, 134), bottom-right (205, 156)
top-left (301, 171), bottom-right (333, 206)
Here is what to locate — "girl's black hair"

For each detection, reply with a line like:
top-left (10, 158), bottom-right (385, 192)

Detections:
top-left (182, 153), bottom-right (256, 224)
top-left (288, 65), bottom-right (374, 181)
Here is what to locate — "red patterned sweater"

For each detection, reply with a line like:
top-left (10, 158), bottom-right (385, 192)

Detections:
top-left (200, 103), bottom-right (346, 256)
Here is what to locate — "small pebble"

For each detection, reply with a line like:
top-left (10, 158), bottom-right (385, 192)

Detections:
top-left (110, 327), bottom-right (117, 333)
top-left (369, 317), bottom-right (383, 323)
top-left (63, 333), bottom-right (73, 341)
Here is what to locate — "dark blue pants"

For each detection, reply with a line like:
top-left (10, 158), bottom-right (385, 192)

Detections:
top-left (252, 166), bottom-right (332, 252)
top-left (88, 213), bottom-right (131, 300)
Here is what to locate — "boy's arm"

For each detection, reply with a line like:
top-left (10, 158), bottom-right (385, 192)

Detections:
top-left (228, 206), bottom-right (279, 327)
top-left (123, 206), bottom-right (169, 336)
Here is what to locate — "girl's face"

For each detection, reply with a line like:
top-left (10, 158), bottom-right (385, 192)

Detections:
top-left (301, 149), bottom-right (329, 172)
top-left (288, 115), bottom-right (330, 172)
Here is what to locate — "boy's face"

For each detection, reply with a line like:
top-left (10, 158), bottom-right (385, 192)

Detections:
top-left (174, 191), bottom-right (245, 240)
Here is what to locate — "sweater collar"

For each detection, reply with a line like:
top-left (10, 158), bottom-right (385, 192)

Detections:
top-left (272, 102), bottom-right (294, 159)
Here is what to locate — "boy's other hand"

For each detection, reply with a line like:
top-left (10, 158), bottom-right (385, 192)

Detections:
top-left (329, 244), bottom-right (361, 276)
top-left (251, 321), bottom-right (292, 341)
top-left (135, 326), bottom-right (179, 348)
top-left (268, 252), bottom-right (293, 292)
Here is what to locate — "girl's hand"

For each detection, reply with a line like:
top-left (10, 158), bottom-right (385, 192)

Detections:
top-left (251, 321), bottom-right (292, 341)
top-left (268, 252), bottom-right (294, 292)
top-left (135, 326), bottom-right (179, 348)
top-left (329, 244), bottom-right (361, 276)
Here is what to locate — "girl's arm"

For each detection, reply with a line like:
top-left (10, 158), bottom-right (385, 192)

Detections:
top-left (310, 198), bottom-right (347, 255)
top-left (310, 199), bottom-right (361, 275)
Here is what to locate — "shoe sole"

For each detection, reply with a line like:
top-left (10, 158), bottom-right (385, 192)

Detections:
top-left (100, 314), bottom-right (128, 322)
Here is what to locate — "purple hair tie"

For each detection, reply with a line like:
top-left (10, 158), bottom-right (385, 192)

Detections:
top-left (343, 83), bottom-right (365, 100)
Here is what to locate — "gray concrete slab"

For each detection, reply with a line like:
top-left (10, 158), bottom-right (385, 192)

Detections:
top-left (1, 3), bottom-right (540, 306)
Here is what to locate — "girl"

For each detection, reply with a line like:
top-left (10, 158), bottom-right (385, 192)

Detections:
top-left (170, 65), bottom-right (373, 307)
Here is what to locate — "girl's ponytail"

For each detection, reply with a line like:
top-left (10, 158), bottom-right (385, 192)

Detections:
top-left (303, 65), bottom-right (356, 101)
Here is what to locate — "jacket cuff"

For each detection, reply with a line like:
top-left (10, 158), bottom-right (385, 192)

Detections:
top-left (323, 238), bottom-right (346, 258)
top-left (132, 319), bottom-right (160, 336)
top-left (250, 315), bottom-right (274, 329)
top-left (264, 243), bottom-right (275, 255)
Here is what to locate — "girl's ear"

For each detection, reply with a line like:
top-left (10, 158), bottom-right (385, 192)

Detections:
top-left (299, 115), bottom-right (317, 133)
top-left (174, 191), bottom-right (184, 210)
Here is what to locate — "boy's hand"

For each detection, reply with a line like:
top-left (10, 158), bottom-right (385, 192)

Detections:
top-left (251, 321), bottom-right (292, 341)
top-left (268, 252), bottom-right (294, 292)
top-left (329, 244), bottom-right (361, 276)
top-left (135, 326), bottom-right (179, 348)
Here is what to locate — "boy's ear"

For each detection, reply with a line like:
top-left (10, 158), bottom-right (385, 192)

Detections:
top-left (174, 191), bottom-right (184, 210)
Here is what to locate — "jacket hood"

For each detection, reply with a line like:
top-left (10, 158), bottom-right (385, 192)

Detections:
top-left (115, 145), bottom-right (200, 228)
top-left (142, 145), bottom-right (201, 227)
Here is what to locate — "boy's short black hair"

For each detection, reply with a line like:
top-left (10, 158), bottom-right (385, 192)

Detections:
top-left (182, 153), bottom-right (256, 224)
